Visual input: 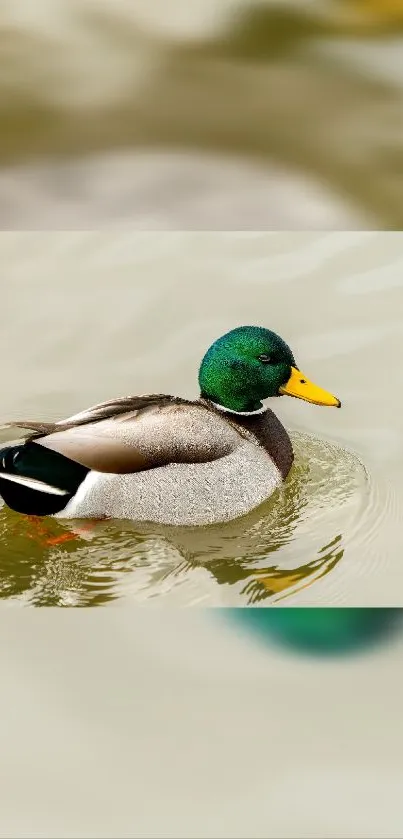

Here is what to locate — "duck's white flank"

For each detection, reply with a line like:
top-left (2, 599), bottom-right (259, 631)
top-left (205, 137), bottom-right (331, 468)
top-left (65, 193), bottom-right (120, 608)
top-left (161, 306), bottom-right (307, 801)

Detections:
top-left (55, 440), bottom-right (282, 526)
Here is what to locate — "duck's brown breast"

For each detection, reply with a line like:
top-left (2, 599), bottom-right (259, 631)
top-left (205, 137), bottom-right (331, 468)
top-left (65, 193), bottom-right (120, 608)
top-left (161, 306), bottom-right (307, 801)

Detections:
top-left (220, 408), bottom-right (294, 480)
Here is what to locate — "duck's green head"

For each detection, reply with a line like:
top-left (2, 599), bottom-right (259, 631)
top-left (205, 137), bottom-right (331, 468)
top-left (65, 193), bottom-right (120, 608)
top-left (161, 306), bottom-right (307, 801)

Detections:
top-left (199, 326), bottom-right (340, 414)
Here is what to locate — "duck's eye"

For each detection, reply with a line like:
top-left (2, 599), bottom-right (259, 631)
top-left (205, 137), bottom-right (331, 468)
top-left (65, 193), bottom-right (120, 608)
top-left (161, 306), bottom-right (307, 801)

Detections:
top-left (257, 353), bottom-right (273, 364)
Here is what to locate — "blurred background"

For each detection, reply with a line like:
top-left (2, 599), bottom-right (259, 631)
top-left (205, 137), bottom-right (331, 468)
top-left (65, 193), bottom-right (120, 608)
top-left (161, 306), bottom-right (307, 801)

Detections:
top-left (2, 0), bottom-right (403, 228)
top-left (1, 4), bottom-right (403, 837)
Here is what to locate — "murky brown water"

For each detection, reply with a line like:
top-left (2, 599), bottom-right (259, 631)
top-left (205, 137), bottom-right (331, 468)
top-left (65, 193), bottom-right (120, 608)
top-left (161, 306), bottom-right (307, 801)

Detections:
top-left (0, 231), bottom-right (402, 606)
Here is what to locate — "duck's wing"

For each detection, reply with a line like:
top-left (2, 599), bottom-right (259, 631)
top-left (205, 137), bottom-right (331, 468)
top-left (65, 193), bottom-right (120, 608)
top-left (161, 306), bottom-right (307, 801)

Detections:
top-left (9, 394), bottom-right (188, 433)
top-left (6, 395), bottom-right (243, 474)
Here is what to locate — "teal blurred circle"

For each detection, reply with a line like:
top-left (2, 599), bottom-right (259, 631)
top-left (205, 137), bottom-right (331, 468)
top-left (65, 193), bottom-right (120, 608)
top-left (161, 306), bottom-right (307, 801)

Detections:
top-left (228, 608), bottom-right (401, 656)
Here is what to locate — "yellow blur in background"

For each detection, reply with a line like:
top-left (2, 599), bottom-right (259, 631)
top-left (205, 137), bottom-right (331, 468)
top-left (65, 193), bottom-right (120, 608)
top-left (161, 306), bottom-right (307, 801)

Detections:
top-left (342, 0), bottom-right (403, 26)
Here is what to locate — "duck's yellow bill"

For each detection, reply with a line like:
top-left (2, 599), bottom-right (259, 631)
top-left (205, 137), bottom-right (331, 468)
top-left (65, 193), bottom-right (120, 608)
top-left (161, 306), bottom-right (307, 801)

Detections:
top-left (279, 367), bottom-right (341, 408)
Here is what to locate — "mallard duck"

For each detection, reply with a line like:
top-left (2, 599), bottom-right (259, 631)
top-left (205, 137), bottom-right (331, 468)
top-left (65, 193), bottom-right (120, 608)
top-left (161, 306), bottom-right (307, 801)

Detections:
top-left (0, 326), bottom-right (340, 526)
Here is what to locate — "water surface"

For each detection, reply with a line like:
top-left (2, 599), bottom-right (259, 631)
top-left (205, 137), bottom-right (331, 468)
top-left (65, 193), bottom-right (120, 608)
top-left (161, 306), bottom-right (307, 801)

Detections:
top-left (1, 231), bottom-right (402, 606)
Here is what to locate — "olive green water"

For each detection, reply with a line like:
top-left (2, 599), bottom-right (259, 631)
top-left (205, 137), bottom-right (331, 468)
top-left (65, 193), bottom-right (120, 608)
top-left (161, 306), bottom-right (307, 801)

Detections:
top-left (0, 231), bottom-right (402, 606)
top-left (2, 1), bottom-right (403, 229)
